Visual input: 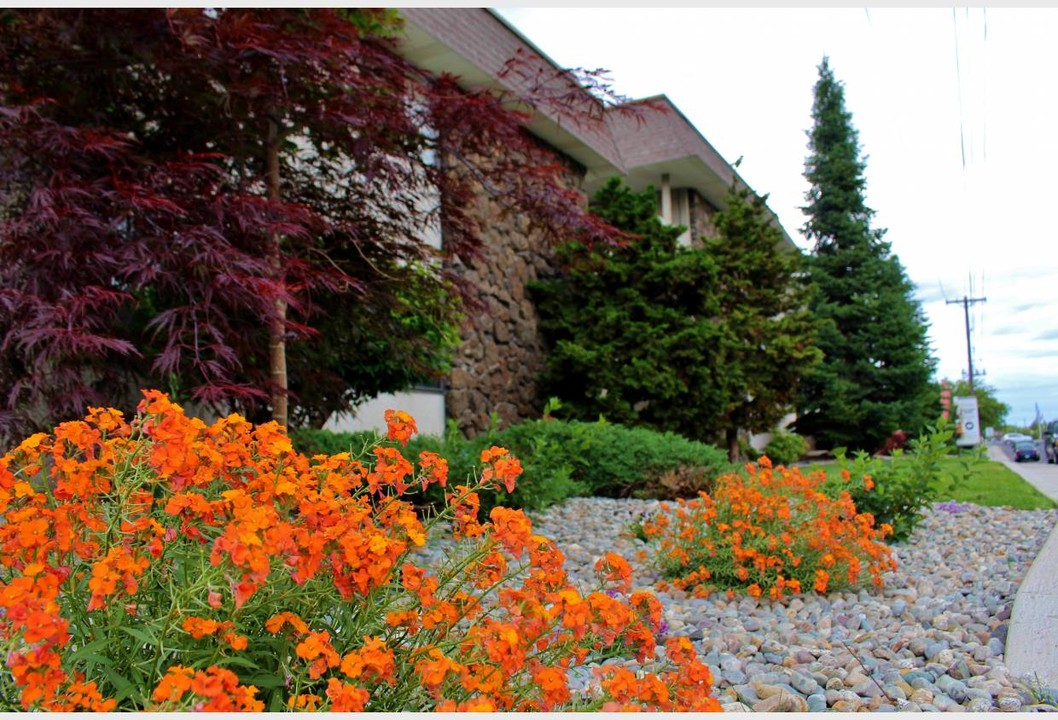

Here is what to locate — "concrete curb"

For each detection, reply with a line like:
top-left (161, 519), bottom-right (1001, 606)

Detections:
top-left (986, 443), bottom-right (1058, 688)
top-left (1005, 522), bottom-right (1058, 688)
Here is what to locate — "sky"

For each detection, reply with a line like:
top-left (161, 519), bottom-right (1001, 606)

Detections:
top-left (496, 7), bottom-right (1058, 429)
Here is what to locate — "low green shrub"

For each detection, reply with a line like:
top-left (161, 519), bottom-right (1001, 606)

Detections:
top-left (288, 427), bottom-right (377, 457)
top-left (292, 418), bottom-right (731, 513)
top-left (633, 465), bottom-right (715, 501)
top-left (761, 430), bottom-right (807, 466)
top-left (485, 418), bottom-right (730, 501)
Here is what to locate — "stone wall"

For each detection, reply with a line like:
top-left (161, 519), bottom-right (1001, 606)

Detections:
top-left (445, 152), bottom-right (586, 436)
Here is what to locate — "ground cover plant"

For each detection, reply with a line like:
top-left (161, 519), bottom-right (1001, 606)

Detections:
top-left (0, 392), bottom-right (721, 712)
top-left (640, 457), bottom-right (896, 600)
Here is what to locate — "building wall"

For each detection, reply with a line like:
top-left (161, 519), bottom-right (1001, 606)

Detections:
top-left (687, 189), bottom-right (719, 246)
top-left (445, 148), bottom-right (586, 436)
top-left (325, 387), bottom-right (447, 437)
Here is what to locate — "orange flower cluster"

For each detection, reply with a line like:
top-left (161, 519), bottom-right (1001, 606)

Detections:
top-left (152, 665), bottom-right (263, 711)
top-left (642, 457), bottom-right (896, 599)
top-left (599, 636), bottom-right (721, 711)
top-left (0, 392), bottom-right (720, 711)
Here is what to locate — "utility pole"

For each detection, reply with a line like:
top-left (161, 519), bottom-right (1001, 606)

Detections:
top-left (947, 295), bottom-right (986, 392)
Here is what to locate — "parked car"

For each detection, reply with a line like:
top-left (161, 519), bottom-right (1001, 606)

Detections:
top-left (1045, 421), bottom-right (1058, 463)
top-left (1014, 441), bottom-right (1041, 462)
top-left (1004, 432), bottom-right (1033, 445)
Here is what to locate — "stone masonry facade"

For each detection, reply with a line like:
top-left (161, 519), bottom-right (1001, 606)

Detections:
top-left (445, 150), bottom-right (586, 436)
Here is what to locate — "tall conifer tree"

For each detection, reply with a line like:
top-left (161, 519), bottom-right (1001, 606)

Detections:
top-left (708, 185), bottom-right (822, 461)
top-left (795, 57), bottom-right (936, 451)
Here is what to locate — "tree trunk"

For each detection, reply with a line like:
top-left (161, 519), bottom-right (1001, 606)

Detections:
top-left (726, 427), bottom-right (740, 463)
top-left (266, 117), bottom-right (288, 428)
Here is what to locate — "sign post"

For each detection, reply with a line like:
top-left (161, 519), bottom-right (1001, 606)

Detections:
top-left (953, 395), bottom-right (981, 447)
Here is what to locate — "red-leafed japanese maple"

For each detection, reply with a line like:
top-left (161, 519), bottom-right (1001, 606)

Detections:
top-left (0, 9), bottom-right (631, 442)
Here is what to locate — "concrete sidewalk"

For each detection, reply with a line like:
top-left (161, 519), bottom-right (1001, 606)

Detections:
top-left (987, 442), bottom-right (1058, 688)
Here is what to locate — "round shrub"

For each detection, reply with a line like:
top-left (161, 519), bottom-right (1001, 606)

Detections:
top-left (761, 430), bottom-right (808, 466)
top-left (0, 392), bottom-right (719, 711)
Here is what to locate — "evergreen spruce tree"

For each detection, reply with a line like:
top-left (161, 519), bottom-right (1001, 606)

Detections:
top-left (530, 178), bottom-right (730, 440)
top-left (795, 57), bottom-right (936, 451)
top-left (708, 185), bottom-right (822, 461)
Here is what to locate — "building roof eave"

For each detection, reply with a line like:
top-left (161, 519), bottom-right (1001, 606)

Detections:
top-left (397, 9), bottom-right (626, 178)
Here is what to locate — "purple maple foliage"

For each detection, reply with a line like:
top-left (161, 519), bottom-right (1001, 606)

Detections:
top-left (0, 9), bottom-right (643, 441)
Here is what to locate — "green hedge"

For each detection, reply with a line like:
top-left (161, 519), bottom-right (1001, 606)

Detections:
top-left (290, 418), bottom-right (731, 514)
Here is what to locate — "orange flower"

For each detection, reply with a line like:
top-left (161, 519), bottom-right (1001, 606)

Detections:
top-left (152, 666), bottom-right (194, 703)
top-left (479, 446), bottom-right (522, 493)
top-left (532, 665), bottom-right (570, 709)
top-left (447, 486), bottom-right (486, 539)
top-left (383, 409), bottom-right (417, 446)
top-left (385, 609), bottom-right (420, 635)
top-left (437, 697), bottom-right (497, 711)
top-left (469, 550), bottom-right (508, 590)
top-left (181, 616), bottom-right (220, 639)
top-left (368, 446), bottom-right (414, 495)
top-left (339, 636), bottom-right (396, 685)
top-left (295, 631), bottom-right (341, 679)
top-left (51, 679), bottom-right (117, 712)
top-left (0, 390), bottom-right (726, 713)
top-left (288, 694), bottom-right (322, 711)
top-left (86, 546), bottom-right (150, 611)
top-left (155, 666), bottom-right (264, 712)
top-left (489, 506), bottom-right (533, 558)
top-left (414, 647), bottom-right (463, 691)
top-left (222, 632), bottom-right (248, 651)
top-left (325, 678), bottom-right (371, 711)
top-left (265, 611), bottom-right (309, 636)
top-left (417, 450), bottom-right (448, 489)
top-left (594, 552), bottom-right (633, 594)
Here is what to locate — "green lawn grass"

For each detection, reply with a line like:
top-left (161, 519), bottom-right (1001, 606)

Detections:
top-left (932, 456), bottom-right (1057, 510)
top-left (804, 455), bottom-right (1057, 510)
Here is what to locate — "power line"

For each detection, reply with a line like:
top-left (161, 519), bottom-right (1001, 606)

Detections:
top-left (953, 9), bottom-right (966, 170)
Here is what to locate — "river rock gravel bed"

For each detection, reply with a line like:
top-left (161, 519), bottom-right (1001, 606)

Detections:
top-left (519, 498), bottom-right (1058, 712)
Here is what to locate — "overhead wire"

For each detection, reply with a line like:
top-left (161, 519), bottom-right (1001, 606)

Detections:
top-left (953, 9), bottom-right (967, 170)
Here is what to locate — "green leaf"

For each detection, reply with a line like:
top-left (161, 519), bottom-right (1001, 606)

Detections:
top-left (246, 673), bottom-right (287, 689)
top-left (104, 667), bottom-right (136, 704)
top-left (215, 655), bottom-right (261, 670)
top-left (68, 637), bottom-right (114, 664)
top-left (118, 624), bottom-right (159, 648)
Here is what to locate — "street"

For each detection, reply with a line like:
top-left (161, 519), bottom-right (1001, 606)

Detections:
top-left (988, 440), bottom-right (1058, 505)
